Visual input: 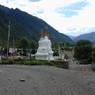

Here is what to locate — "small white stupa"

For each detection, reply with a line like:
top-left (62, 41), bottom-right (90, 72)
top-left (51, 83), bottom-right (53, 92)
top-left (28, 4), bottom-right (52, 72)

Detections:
top-left (35, 27), bottom-right (54, 61)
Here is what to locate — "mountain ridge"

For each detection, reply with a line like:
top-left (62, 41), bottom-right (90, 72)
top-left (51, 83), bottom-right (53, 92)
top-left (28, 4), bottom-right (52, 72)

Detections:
top-left (0, 5), bottom-right (73, 43)
top-left (74, 32), bottom-right (95, 43)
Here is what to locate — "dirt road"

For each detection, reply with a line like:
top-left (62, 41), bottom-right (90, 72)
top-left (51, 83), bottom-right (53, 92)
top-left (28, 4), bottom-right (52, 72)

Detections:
top-left (0, 65), bottom-right (95, 95)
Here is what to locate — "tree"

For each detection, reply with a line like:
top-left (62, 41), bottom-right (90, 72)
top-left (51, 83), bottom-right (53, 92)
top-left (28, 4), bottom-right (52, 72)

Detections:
top-left (30, 40), bottom-right (38, 49)
top-left (92, 48), bottom-right (95, 62)
top-left (92, 47), bottom-right (95, 71)
top-left (30, 40), bottom-right (38, 54)
top-left (18, 37), bottom-right (29, 49)
top-left (17, 37), bottom-right (30, 56)
top-left (74, 40), bottom-right (92, 64)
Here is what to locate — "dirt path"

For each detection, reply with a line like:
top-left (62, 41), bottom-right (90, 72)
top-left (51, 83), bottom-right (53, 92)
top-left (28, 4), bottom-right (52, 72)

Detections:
top-left (0, 65), bottom-right (95, 95)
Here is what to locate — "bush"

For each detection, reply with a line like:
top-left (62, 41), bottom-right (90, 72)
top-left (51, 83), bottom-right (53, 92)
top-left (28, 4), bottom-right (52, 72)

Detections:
top-left (91, 63), bottom-right (95, 71)
top-left (76, 62), bottom-right (80, 64)
top-left (0, 59), bottom-right (69, 69)
top-left (51, 60), bottom-right (69, 69)
top-left (79, 60), bottom-right (91, 64)
top-left (14, 60), bottom-right (53, 66)
top-left (1, 59), bottom-right (14, 64)
top-left (91, 48), bottom-right (95, 71)
top-left (92, 48), bottom-right (95, 62)
top-left (74, 40), bottom-right (92, 64)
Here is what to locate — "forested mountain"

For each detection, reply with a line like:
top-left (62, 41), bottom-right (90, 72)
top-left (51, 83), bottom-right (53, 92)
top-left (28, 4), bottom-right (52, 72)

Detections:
top-left (0, 5), bottom-right (73, 43)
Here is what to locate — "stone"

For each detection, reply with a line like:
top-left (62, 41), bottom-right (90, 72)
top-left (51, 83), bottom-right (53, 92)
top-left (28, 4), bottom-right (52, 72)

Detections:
top-left (19, 78), bottom-right (26, 82)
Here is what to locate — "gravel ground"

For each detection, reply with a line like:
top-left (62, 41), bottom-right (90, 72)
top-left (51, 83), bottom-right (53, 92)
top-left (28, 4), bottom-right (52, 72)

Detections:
top-left (0, 65), bottom-right (95, 95)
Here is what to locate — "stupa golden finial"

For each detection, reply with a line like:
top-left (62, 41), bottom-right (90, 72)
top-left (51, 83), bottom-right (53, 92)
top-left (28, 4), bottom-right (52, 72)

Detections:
top-left (43, 26), bottom-right (48, 37)
top-left (40, 26), bottom-right (49, 38)
top-left (40, 29), bottom-right (44, 38)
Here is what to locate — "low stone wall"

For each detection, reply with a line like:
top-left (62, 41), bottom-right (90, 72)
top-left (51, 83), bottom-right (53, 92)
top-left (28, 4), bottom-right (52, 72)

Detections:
top-left (51, 60), bottom-right (69, 69)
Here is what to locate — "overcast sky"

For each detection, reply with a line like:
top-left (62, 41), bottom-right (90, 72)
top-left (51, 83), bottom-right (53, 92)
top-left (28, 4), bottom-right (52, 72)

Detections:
top-left (0, 0), bottom-right (95, 36)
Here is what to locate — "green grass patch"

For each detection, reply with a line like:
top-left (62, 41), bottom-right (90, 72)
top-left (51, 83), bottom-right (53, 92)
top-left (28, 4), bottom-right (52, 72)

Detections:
top-left (0, 59), bottom-right (69, 69)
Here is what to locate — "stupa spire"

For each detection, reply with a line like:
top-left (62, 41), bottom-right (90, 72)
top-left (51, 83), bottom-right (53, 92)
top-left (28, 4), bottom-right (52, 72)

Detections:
top-left (41, 26), bottom-right (49, 38)
top-left (44, 26), bottom-right (48, 37)
top-left (40, 29), bottom-right (44, 38)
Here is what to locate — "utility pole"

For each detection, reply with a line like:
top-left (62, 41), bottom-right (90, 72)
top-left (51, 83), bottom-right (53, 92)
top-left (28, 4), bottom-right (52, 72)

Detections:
top-left (7, 21), bottom-right (11, 56)
top-left (58, 45), bottom-right (62, 59)
top-left (64, 43), bottom-right (66, 55)
top-left (12, 34), bottom-right (15, 55)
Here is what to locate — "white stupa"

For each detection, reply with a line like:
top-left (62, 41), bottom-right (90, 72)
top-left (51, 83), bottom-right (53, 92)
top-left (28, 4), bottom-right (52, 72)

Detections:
top-left (35, 27), bottom-right (54, 61)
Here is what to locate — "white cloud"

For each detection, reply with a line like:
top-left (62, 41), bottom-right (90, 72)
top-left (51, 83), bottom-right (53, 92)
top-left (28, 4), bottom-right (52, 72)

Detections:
top-left (0, 0), bottom-right (95, 36)
top-left (28, 0), bottom-right (41, 2)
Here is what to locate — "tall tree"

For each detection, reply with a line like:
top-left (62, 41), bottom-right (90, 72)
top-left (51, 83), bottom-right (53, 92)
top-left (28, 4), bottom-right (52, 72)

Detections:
top-left (29, 40), bottom-right (38, 54)
top-left (74, 40), bottom-right (92, 64)
top-left (18, 37), bottom-right (29, 49)
top-left (30, 40), bottom-right (38, 49)
top-left (92, 48), bottom-right (95, 62)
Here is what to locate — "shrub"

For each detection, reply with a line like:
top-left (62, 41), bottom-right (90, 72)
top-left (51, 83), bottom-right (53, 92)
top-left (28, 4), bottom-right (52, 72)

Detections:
top-left (1, 59), bottom-right (14, 64)
top-left (74, 40), bottom-right (92, 64)
top-left (0, 59), bottom-right (69, 69)
top-left (51, 60), bottom-right (69, 69)
top-left (91, 48), bottom-right (95, 71)
top-left (91, 63), bottom-right (95, 71)
top-left (13, 60), bottom-right (53, 66)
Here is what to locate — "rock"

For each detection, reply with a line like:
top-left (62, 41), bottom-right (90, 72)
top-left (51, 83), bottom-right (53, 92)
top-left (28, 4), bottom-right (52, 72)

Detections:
top-left (19, 78), bottom-right (26, 82)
